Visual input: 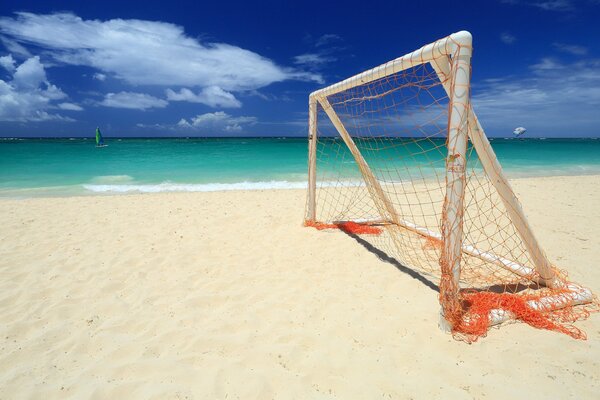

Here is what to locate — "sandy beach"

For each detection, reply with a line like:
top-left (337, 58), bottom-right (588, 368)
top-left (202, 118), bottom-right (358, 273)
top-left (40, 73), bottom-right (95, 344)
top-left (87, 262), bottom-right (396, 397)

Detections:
top-left (1, 175), bottom-right (599, 399)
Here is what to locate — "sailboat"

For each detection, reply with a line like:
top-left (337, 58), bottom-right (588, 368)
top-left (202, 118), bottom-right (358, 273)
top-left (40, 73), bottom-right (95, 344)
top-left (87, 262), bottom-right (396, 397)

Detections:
top-left (95, 127), bottom-right (108, 147)
top-left (513, 126), bottom-right (527, 137)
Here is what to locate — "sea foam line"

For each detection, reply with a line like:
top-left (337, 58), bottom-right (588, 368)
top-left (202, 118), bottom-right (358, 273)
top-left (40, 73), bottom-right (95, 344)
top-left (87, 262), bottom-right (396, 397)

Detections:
top-left (83, 180), bottom-right (309, 193)
top-left (81, 180), bottom-right (369, 193)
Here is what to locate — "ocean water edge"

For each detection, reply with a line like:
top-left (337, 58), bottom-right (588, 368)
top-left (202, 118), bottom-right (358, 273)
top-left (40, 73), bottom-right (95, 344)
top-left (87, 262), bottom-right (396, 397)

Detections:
top-left (1, 137), bottom-right (599, 198)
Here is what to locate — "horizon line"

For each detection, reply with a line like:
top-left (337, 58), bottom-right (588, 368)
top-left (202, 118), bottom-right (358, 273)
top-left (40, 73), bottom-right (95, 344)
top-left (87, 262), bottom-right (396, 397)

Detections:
top-left (1, 136), bottom-right (600, 140)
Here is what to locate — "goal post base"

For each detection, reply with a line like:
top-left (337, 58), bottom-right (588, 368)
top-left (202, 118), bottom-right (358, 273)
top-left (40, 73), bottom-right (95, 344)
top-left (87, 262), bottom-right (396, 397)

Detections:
top-left (438, 283), bottom-right (594, 336)
top-left (488, 283), bottom-right (594, 327)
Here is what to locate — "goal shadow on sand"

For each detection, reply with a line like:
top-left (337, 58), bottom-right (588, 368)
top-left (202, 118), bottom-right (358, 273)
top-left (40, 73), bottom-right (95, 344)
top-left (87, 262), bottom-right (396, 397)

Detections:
top-left (343, 230), bottom-right (543, 296)
top-left (341, 230), bottom-right (439, 293)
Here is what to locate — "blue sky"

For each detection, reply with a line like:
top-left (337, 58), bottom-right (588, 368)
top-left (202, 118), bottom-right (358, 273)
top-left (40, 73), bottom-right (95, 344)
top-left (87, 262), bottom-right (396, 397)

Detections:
top-left (0, 0), bottom-right (599, 137)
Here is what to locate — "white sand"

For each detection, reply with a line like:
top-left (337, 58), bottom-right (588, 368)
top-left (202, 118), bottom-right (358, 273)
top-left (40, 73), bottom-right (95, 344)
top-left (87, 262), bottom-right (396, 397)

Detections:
top-left (1, 175), bottom-right (599, 399)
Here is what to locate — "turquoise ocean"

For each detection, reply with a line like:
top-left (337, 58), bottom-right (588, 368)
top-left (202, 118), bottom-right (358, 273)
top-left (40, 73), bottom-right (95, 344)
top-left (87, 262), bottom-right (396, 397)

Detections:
top-left (1, 137), bottom-right (599, 198)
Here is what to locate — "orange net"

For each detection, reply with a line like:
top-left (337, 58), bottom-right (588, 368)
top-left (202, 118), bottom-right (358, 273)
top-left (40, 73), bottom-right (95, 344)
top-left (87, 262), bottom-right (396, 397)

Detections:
top-left (452, 291), bottom-right (588, 343)
top-left (304, 220), bottom-right (383, 235)
top-left (304, 33), bottom-right (597, 342)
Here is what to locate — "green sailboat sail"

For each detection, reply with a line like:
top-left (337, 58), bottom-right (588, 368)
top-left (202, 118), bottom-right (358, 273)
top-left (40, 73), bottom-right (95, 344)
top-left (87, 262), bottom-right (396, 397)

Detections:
top-left (95, 127), bottom-right (105, 147)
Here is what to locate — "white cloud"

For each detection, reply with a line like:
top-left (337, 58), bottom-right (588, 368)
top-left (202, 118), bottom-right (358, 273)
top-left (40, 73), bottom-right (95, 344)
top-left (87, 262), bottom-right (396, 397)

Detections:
top-left (315, 34), bottom-right (342, 48)
top-left (0, 36), bottom-right (31, 57)
top-left (165, 86), bottom-right (241, 108)
top-left (182, 111), bottom-right (256, 131)
top-left (293, 53), bottom-right (336, 66)
top-left (501, 0), bottom-right (577, 12)
top-left (533, 0), bottom-right (574, 11)
top-left (12, 56), bottom-right (47, 89)
top-left (57, 102), bottom-right (83, 111)
top-left (0, 54), bottom-right (16, 72)
top-left (0, 12), bottom-right (323, 93)
top-left (100, 91), bottom-right (168, 110)
top-left (92, 72), bottom-right (106, 81)
top-left (245, 90), bottom-right (293, 102)
top-left (552, 42), bottom-right (588, 55)
top-left (294, 33), bottom-right (346, 79)
top-left (529, 57), bottom-right (563, 71)
top-left (28, 110), bottom-right (75, 122)
top-left (473, 57), bottom-right (600, 135)
top-left (500, 32), bottom-right (516, 44)
top-left (171, 111), bottom-right (257, 133)
top-left (0, 55), bottom-right (73, 122)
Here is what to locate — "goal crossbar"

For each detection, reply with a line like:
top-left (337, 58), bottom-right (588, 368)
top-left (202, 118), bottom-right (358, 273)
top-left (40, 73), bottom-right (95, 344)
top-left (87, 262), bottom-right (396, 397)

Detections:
top-left (311, 31), bottom-right (472, 100)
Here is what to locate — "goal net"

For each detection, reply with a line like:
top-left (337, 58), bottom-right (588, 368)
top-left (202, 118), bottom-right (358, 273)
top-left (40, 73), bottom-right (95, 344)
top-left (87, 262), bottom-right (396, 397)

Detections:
top-left (304, 31), bottom-right (596, 342)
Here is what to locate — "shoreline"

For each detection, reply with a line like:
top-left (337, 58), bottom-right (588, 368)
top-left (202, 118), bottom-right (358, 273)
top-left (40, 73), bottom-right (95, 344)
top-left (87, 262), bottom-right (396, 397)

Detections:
top-left (2, 172), bottom-right (600, 200)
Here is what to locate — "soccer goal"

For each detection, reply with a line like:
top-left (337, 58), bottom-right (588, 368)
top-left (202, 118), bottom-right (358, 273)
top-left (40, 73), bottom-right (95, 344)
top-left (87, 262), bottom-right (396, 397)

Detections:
top-left (304, 31), bottom-right (596, 342)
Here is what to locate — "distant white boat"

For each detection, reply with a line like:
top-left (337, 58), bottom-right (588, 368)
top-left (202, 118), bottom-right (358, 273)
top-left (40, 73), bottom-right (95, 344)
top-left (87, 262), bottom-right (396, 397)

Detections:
top-left (513, 127), bottom-right (527, 136)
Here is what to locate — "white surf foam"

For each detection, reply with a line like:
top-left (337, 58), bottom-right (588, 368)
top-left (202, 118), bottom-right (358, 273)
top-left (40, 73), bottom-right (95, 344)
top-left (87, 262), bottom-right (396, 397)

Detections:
top-left (83, 180), bottom-right (309, 193)
top-left (81, 179), bottom-right (368, 194)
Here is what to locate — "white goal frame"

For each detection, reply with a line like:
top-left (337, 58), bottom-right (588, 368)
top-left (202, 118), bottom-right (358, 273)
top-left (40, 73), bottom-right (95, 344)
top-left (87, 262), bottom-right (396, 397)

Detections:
top-left (305, 31), bottom-right (593, 329)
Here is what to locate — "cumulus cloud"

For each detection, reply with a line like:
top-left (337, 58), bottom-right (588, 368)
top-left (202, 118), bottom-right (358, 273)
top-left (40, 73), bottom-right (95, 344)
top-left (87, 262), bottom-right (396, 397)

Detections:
top-left (473, 57), bottom-right (600, 135)
top-left (92, 72), bottom-right (106, 81)
top-left (176, 111), bottom-right (257, 132)
top-left (165, 86), bottom-right (241, 108)
top-left (0, 12), bottom-right (323, 104)
top-left (57, 102), bottom-right (83, 111)
top-left (100, 92), bottom-right (168, 110)
top-left (0, 55), bottom-right (73, 122)
top-left (0, 54), bottom-right (16, 72)
top-left (12, 56), bottom-right (47, 89)
top-left (137, 111), bottom-right (256, 134)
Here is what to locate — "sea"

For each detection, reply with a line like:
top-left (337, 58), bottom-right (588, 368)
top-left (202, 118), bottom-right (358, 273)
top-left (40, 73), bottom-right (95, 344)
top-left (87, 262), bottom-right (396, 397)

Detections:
top-left (1, 137), bottom-right (599, 198)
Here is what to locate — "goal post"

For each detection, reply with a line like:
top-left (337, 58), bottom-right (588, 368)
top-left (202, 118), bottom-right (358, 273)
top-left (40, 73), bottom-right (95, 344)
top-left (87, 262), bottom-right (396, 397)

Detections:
top-left (307, 96), bottom-right (318, 222)
top-left (430, 54), bottom-right (556, 287)
top-left (305, 31), bottom-right (596, 341)
top-left (438, 31), bottom-right (472, 325)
